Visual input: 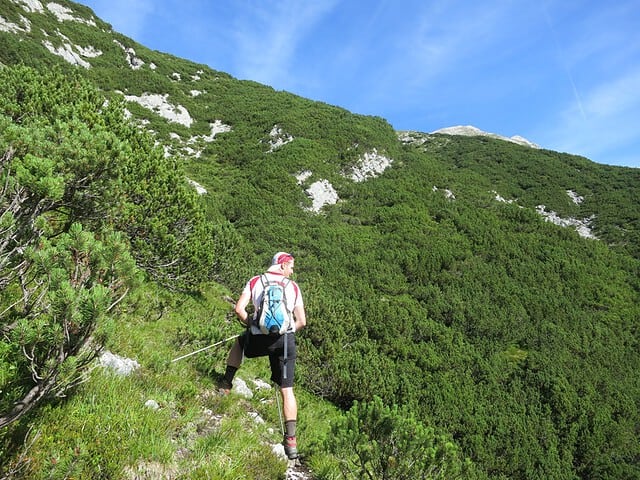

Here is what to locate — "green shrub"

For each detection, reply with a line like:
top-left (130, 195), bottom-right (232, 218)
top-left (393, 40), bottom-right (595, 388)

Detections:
top-left (327, 396), bottom-right (477, 479)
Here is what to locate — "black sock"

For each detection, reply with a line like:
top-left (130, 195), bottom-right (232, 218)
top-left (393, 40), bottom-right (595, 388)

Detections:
top-left (285, 420), bottom-right (296, 438)
top-left (223, 365), bottom-right (238, 385)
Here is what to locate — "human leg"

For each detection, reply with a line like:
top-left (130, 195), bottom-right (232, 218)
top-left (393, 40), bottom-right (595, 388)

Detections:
top-left (219, 335), bottom-right (245, 392)
top-left (281, 387), bottom-right (298, 422)
top-left (281, 386), bottom-right (299, 459)
top-left (268, 334), bottom-right (299, 459)
top-left (226, 337), bottom-right (244, 368)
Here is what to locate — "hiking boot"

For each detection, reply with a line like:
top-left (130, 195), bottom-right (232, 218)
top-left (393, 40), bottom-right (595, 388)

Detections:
top-left (283, 435), bottom-right (298, 459)
top-left (216, 378), bottom-right (232, 395)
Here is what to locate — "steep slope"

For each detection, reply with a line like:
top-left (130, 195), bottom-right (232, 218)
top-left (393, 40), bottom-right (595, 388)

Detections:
top-left (2, 0), bottom-right (637, 259)
top-left (2, 1), bottom-right (640, 479)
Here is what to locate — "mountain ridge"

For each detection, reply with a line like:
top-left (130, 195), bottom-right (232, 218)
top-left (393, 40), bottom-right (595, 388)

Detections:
top-left (430, 124), bottom-right (541, 149)
top-left (0, 0), bottom-right (547, 156)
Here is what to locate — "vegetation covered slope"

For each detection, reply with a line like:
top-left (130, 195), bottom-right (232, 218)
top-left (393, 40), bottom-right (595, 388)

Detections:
top-left (1, 1), bottom-right (639, 479)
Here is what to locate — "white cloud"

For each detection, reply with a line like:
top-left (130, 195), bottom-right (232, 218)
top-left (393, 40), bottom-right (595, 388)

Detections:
top-left (583, 70), bottom-right (640, 118)
top-left (544, 69), bottom-right (640, 166)
top-left (230, 0), bottom-right (340, 86)
top-left (408, 3), bottom-right (505, 76)
top-left (77, 0), bottom-right (640, 167)
top-left (82, 0), bottom-right (154, 38)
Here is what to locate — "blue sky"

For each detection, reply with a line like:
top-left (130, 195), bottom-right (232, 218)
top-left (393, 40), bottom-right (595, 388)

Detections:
top-left (77, 0), bottom-right (640, 168)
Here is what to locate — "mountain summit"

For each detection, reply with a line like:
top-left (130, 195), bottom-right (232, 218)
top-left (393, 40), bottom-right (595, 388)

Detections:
top-left (432, 125), bottom-right (540, 149)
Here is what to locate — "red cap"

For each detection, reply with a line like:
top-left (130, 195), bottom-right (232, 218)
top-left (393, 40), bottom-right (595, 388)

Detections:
top-left (272, 252), bottom-right (294, 265)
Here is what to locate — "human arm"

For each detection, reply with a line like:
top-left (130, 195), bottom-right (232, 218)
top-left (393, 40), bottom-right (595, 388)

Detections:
top-left (234, 289), bottom-right (251, 326)
top-left (293, 304), bottom-right (306, 332)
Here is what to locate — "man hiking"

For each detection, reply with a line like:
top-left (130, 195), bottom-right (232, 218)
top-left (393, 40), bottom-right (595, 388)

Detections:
top-left (219, 252), bottom-right (307, 460)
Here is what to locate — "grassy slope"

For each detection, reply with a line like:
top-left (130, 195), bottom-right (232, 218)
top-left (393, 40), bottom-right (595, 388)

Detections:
top-left (2, 280), bottom-right (342, 479)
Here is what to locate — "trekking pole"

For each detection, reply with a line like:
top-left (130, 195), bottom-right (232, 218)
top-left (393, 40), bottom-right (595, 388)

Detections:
top-left (171, 334), bottom-right (240, 363)
top-left (275, 385), bottom-right (285, 436)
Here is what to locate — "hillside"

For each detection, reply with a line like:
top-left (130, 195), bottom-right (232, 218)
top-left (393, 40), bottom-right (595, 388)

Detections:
top-left (1, 1), bottom-right (640, 479)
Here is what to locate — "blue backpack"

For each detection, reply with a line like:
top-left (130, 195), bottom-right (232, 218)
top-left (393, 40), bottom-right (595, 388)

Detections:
top-left (257, 275), bottom-right (292, 335)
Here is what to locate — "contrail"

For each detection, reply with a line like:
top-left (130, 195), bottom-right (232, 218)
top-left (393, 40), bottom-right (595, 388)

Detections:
top-left (542, 5), bottom-right (586, 120)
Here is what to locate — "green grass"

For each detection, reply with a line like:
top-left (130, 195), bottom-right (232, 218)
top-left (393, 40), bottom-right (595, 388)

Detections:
top-left (17, 372), bottom-right (177, 479)
top-left (0, 281), bottom-right (345, 479)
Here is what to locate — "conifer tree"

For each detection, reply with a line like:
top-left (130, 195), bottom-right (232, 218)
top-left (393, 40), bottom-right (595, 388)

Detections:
top-left (0, 66), bottom-right (215, 426)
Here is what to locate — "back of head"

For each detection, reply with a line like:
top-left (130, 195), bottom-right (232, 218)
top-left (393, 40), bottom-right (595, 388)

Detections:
top-left (271, 252), bottom-right (294, 266)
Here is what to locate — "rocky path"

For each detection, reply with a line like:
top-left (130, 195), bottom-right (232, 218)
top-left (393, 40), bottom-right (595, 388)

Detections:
top-left (286, 459), bottom-right (313, 480)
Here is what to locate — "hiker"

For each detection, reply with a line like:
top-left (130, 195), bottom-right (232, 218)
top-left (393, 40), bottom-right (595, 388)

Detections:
top-left (219, 252), bottom-right (307, 459)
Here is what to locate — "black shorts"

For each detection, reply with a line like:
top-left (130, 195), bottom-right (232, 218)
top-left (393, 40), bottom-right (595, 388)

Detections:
top-left (239, 331), bottom-right (296, 388)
